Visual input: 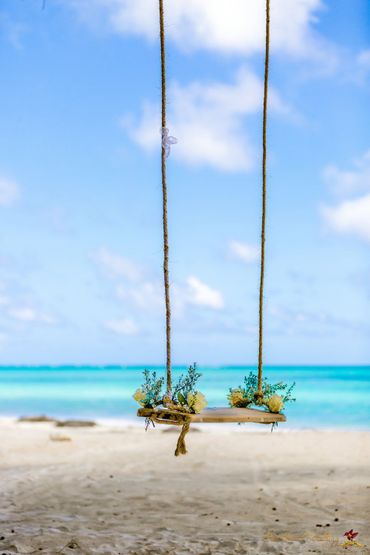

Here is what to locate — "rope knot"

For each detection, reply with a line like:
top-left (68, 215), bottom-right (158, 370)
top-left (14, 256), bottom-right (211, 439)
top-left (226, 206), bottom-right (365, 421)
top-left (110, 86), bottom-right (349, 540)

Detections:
top-left (254, 391), bottom-right (264, 405)
top-left (161, 127), bottom-right (177, 158)
top-left (175, 419), bottom-right (191, 457)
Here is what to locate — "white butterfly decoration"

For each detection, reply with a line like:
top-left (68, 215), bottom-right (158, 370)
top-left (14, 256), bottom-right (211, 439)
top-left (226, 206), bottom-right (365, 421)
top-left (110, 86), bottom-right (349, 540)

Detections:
top-left (161, 128), bottom-right (178, 158)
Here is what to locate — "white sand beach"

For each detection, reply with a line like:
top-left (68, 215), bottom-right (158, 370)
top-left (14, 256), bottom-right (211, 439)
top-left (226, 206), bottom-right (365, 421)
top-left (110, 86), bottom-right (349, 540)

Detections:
top-left (0, 420), bottom-right (369, 554)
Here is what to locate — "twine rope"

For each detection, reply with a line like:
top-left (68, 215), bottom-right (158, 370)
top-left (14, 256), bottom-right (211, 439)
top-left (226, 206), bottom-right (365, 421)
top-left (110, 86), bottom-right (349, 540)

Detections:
top-left (257, 0), bottom-right (270, 398)
top-left (157, 0), bottom-right (271, 422)
top-left (159, 0), bottom-right (172, 395)
top-left (175, 420), bottom-right (191, 456)
top-left (149, 406), bottom-right (192, 456)
top-left (158, 0), bottom-right (190, 455)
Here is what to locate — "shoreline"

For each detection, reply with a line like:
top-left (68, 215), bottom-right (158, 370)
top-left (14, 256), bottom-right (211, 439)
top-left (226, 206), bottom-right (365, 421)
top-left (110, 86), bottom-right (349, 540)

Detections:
top-left (0, 414), bottom-right (369, 433)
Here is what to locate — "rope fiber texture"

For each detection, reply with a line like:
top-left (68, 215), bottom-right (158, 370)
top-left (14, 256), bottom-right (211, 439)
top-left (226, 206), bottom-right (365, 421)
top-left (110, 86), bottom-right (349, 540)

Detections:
top-left (257, 0), bottom-right (270, 398)
top-left (159, 0), bottom-right (172, 395)
top-left (155, 0), bottom-right (271, 452)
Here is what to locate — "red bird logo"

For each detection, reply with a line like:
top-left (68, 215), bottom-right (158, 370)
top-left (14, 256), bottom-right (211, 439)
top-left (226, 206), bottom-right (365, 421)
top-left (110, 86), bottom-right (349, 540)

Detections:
top-left (344, 530), bottom-right (359, 541)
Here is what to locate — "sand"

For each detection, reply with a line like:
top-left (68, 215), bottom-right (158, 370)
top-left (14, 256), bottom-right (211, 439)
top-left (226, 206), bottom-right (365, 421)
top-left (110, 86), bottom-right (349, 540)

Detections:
top-left (0, 419), bottom-right (369, 554)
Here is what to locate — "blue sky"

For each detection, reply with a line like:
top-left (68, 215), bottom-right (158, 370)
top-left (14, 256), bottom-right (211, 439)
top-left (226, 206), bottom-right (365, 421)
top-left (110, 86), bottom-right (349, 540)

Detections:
top-left (0, 0), bottom-right (369, 365)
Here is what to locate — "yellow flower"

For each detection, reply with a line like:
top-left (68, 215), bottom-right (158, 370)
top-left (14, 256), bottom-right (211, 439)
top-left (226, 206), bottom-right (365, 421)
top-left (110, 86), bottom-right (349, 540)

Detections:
top-left (267, 394), bottom-right (284, 413)
top-left (187, 391), bottom-right (208, 413)
top-left (228, 388), bottom-right (247, 408)
top-left (133, 388), bottom-right (146, 406)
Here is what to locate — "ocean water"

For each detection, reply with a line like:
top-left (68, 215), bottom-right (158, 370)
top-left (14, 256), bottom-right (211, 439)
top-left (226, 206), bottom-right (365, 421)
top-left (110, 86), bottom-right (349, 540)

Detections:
top-left (0, 366), bottom-right (369, 429)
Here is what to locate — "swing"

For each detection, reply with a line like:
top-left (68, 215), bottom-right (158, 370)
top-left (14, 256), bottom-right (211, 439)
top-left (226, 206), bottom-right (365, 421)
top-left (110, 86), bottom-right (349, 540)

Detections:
top-left (137, 0), bottom-right (286, 453)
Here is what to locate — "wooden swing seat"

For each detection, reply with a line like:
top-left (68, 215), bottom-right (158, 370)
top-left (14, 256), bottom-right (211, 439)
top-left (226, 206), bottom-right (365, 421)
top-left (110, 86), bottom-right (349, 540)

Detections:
top-left (137, 406), bottom-right (286, 425)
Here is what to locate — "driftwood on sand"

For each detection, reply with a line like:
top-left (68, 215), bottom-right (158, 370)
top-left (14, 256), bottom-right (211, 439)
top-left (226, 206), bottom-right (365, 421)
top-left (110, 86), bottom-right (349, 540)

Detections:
top-left (18, 416), bottom-right (97, 428)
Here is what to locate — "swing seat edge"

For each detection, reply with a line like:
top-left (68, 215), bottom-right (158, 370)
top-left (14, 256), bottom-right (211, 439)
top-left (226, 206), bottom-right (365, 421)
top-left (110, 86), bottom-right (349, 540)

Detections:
top-left (137, 406), bottom-right (286, 424)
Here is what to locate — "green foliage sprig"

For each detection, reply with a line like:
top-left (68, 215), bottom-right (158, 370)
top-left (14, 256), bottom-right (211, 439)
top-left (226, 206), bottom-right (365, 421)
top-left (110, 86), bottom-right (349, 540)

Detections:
top-left (169, 363), bottom-right (207, 413)
top-left (133, 369), bottom-right (164, 409)
top-left (133, 364), bottom-right (208, 414)
top-left (172, 363), bottom-right (202, 405)
top-left (228, 371), bottom-right (296, 414)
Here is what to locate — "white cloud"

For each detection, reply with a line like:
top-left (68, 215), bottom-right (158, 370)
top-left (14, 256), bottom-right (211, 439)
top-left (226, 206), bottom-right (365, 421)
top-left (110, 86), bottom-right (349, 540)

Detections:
top-left (117, 281), bottom-right (163, 311)
top-left (39, 313), bottom-right (58, 325)
top-left (0, 282), bottom-right (57, 329)
top-left (322, 194), bottom-right (370, 243)
top-left (229, 240), bottom-right (259, 263)
top-left (8, 307), bottom-right (38, 322)
top-left (186, 276), bottom-right (224, 310)
top-left (92, 247), bottom-right (226, 322)
top-left (8, 306), bottom-right (56, 324)
top-left (268, 303), bottom-right (366, 336)
top-left (0, 13), bottom-right (26, 50)
top-left (124, 68), bottom-right (291, 172)
top-left (323, 150), bottom-right (370, 196)
top-left (322, 151), bottom-right (370, 244)
top-left (116, 275), bottom-right (225, 315)
top-left (0, 294), bottom-right (10, 306)
top-left (357, 50), bottom-right (370, 70)
top-left (92, 247), bottom-right (141, 281)
top-left (70, 0), bottom-right (327, 60)
top-left (104, 318), bottom-right (139, 335)
top-left (0, 177), bottom-right (20, 206)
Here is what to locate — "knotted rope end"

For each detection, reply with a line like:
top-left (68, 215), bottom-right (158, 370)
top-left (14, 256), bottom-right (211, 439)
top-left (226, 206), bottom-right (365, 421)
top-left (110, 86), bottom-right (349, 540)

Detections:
top-left (174, 420), bottom-right (190, 456)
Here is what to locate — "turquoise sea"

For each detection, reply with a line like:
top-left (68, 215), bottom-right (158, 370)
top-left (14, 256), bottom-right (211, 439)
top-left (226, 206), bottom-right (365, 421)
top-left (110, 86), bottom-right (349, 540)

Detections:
top-left (0, 366), bottom-right (369, 429)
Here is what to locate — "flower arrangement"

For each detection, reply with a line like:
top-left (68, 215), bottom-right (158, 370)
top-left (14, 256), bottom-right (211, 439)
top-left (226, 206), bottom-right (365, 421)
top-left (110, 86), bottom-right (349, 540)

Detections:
top-left (228, 371), bottom-right (295, 414)
top-left (171, 364), bottom-right (208, 413)
top-left (133, 369), bottom-right (164, 409)
top-left (133, 364), bottom-right (208, 414)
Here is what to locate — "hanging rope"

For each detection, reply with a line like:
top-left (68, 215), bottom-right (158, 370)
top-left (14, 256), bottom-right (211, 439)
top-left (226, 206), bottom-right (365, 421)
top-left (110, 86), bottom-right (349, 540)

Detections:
top-left (257, 0), bottom-right (270, 399)
top-left (159, 0), bottom-right (172, 395)
top-left (175, 420), bottom-right (191, 456)
top-left (148, 407), bottom-right (192, 456)
top-left (158, 0), bottom-right (191, 455)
